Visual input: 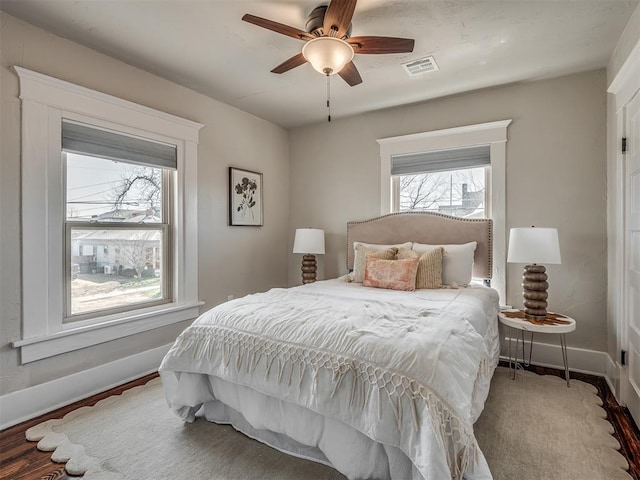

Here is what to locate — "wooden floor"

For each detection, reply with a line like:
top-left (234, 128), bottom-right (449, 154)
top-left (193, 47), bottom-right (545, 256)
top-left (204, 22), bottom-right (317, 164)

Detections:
top-left (1, 366), bottom-right (638, 480)
top-left (0, 372), bottom-right (158, 480)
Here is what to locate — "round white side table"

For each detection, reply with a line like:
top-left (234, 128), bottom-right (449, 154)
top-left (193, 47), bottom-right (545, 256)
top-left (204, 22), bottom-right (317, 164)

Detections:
top-left (498, 309), bottom-right (576, 387)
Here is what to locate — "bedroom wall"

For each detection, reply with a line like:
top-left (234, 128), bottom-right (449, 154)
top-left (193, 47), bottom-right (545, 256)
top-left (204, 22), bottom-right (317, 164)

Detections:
top-left (607, 2), bottom-right (640, 85)
top-left (0, 12), bottom-right (290, 396)
top-left (288, 70), bottom-right (608, 353)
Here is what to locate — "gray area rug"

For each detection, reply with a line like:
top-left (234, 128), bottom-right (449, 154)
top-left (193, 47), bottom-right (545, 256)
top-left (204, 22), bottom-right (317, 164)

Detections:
top-left (26, 367), bottom-right (630, 480)
top-left (475, 368), bottom-right (630, 480)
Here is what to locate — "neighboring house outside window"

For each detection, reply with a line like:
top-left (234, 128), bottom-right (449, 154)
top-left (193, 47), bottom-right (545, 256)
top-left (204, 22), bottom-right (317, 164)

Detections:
top-left (13, 67), bottom-right (203, 363)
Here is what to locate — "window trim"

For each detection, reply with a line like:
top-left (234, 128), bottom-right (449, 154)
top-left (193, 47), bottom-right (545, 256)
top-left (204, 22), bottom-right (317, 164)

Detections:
top-left (12, 66), bottom-right (204, 364)
top-left (377, 120), bottom-right (512, 301)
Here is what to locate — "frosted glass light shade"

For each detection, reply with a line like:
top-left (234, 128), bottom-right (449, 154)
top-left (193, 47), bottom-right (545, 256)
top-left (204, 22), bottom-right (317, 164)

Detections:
top-left (507, 227), bottom-right (561, 264)
top-left (293, 228), bottom-right (325, 255)
top-left (302, 37), bottom-right (354, 75)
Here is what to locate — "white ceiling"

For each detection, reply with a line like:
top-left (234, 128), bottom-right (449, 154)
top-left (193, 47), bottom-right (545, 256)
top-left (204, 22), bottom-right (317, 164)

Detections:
top-left (1, 0), bottom-right (637, 128)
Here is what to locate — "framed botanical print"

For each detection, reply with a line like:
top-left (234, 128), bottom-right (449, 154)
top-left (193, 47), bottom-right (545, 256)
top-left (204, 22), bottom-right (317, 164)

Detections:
top-left (229, 167), bottom-right (263, 226)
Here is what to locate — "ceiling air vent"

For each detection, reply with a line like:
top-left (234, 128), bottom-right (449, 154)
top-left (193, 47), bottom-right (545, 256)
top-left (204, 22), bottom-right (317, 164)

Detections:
top-left (402, 56), bottom-right (439, 77)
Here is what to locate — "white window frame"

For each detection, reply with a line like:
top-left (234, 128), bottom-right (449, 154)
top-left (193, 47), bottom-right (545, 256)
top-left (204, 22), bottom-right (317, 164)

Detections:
top-left (12, 67), bottom-right (204, 363)
top-left (378, 120), bottom-right (512, 301)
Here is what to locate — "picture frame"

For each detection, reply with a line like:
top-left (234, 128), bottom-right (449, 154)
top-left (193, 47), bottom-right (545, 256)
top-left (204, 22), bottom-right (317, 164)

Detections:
top-left (229, 167), bottom-right (263, 226)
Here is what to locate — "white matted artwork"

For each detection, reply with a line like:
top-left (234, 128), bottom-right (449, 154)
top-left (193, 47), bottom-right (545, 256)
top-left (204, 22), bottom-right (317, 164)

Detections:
top-left (229, 167), bottom-right (263, 226)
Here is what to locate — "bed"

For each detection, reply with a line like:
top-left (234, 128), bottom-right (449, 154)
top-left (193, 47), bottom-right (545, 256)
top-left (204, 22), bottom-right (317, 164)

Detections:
top-left (159, 212), bottom-right (500, 480)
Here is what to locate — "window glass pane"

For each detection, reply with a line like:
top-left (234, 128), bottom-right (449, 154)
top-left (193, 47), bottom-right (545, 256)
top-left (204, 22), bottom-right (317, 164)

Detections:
top-left (69, 228), bottom-right (164, 317)
top-left (398, 166), bottom-right (486, 218)
top-left (66, 153), bottom-right (163, 223)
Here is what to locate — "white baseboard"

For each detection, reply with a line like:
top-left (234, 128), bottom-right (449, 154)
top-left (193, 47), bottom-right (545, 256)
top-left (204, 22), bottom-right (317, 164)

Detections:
top-left (0, 343), bottom-right (171, 431)
top-left (605, 354), bottom-right (622, 402)
top-left (501, 336), bottom-right (612, 377)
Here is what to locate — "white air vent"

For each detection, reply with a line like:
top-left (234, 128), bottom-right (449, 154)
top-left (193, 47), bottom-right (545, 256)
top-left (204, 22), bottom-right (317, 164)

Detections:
top-left (402, 56), bottom-right (439, 77)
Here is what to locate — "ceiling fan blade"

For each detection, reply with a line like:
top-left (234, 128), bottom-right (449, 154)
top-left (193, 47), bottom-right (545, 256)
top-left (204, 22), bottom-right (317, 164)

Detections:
top-left (242, 14), bottom-right (313, 41)
top-left (338, 61), bottom-right (362, 86)
top-left (271, 53), bottom-right (308, 74)
top-left (323, 0), bottom-right (358, 38)
top-left (348, 36), bottom-right (415, 54)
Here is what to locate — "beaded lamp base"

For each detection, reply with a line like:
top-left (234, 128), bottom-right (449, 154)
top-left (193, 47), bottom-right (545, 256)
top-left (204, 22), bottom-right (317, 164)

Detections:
top-left (522, 264), bottom-right (549, 318)
top-left (301, 254), bottom-right (317, 284)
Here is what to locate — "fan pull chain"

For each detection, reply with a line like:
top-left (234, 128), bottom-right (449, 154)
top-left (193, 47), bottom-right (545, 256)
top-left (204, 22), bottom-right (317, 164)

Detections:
top-left (326, 72), bottom-right (331, 123)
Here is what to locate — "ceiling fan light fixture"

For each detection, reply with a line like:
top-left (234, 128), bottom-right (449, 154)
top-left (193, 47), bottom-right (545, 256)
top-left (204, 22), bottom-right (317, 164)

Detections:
top-left (302, 37), bottom-right (354, 75)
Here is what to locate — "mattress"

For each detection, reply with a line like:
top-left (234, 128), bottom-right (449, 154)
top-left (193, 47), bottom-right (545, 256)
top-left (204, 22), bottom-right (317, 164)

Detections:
top-left (159, 278), bottom-right (500, 480)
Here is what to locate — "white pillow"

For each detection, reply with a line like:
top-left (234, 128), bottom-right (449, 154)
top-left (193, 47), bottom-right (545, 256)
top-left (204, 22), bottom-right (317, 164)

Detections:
top-left (353, 241), bottom-right (413, 251)
top-left (412, 241), bottom-right (477, 286)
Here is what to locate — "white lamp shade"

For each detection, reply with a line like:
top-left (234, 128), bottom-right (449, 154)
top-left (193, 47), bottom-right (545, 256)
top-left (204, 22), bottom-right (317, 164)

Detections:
top-left (293, 228), bottom-right (325, 255)
top-left (507, 227), bottom-right (561, 264)
top-left (302, 37), bottom-right (354, 75)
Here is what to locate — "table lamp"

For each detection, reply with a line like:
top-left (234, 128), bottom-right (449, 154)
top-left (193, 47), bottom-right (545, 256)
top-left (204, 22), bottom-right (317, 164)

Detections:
top-left (507, 227), bottom-right (561, 319)
top-left (293, 228), bottom-right (325, 284)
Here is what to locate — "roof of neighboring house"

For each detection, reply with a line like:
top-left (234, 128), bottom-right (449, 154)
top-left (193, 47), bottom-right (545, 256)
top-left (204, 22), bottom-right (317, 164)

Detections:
top-left (73, 229), bottom-right (161, 243)
top-left (70, 208), bottom-right (160, 223)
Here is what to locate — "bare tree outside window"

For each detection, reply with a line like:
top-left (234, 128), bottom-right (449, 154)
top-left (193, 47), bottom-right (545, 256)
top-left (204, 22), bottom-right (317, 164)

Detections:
top-left (398, 167), bottom-right (487, 218)
top-left (66, 157), bottom-right (162, 222)
top-left (112, 166), bottom-right (162, 218)
top-left (114, 230), bottom-right (160, 280)
top-left (399, 172), bottom-right (451, 211)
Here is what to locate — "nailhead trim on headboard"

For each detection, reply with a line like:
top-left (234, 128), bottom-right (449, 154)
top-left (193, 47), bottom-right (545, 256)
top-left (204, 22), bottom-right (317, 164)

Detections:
top-left (346, 211), bottom-right (493, 280)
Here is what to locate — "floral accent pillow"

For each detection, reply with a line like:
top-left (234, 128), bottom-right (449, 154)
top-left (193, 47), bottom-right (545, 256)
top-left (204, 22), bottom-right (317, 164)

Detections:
top-left (352, 245), bottom-right (398, 283)
top-left (363, 257), bottom-right (419, 291)
top-left (396, 247), bottom-right (444, 289)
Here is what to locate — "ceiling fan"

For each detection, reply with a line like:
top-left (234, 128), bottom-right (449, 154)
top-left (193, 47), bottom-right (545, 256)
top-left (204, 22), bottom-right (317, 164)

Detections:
top-left (242, 0), bottom-right (415, 87)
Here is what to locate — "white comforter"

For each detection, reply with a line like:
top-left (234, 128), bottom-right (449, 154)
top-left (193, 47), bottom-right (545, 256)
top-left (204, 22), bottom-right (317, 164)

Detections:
top-left (160, 279), bottom-right (500, 480)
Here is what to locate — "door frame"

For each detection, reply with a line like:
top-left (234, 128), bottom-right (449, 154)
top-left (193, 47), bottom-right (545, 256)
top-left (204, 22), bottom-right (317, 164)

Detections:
top-left (607, 39), bottom-right (640, 407)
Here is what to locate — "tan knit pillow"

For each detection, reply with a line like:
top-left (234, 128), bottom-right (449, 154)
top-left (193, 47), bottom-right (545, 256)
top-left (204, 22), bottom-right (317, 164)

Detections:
top-left (396, 247), bottom-right (444, 289)
top-left (352, 245), bottom-right (398, 283)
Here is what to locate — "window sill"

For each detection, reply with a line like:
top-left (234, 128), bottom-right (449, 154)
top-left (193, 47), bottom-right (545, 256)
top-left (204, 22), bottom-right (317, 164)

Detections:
top-left (12, 301), bottom-right (203, 364)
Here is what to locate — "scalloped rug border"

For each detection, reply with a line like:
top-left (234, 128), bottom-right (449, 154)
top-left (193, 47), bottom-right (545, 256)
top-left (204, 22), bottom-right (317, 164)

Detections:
top-left (25, 368), bottom-right (632, 480)
top-left (474, 368), bottom-right (631, 480)
top-left (25, 378), bottom-right (163, 480)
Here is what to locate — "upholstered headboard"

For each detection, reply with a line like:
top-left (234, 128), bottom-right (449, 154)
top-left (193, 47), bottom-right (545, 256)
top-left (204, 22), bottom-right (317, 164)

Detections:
top-left (346, 212), bottom-right (493, 280)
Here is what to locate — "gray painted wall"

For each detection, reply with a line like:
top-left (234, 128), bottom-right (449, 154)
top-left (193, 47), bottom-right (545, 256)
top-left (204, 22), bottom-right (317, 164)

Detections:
top-left (288, 70), bottom-right (608, 353)
top-left (0, 13), bottom-right (290, 396)
top-left (608, 2), bottom-right (640, 84)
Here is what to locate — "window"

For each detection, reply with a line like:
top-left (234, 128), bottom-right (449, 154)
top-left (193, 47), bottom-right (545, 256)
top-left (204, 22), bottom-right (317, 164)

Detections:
top-left (378, 121), bottom-right (511, 301)
top-left (395, 167), bottom-right (487, 216)
top-left (13, 67), bottom-right (203, 363)
top-left (391, 144), bottom-right (490, 218)
top-left (63, 121), bottom-right (173, 320)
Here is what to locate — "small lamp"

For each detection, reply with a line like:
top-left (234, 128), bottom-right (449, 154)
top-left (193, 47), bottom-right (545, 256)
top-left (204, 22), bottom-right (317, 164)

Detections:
top-left (507, 227), bottom-right (561, 318)
top-left (293, 228), bottom-right (325, 284)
